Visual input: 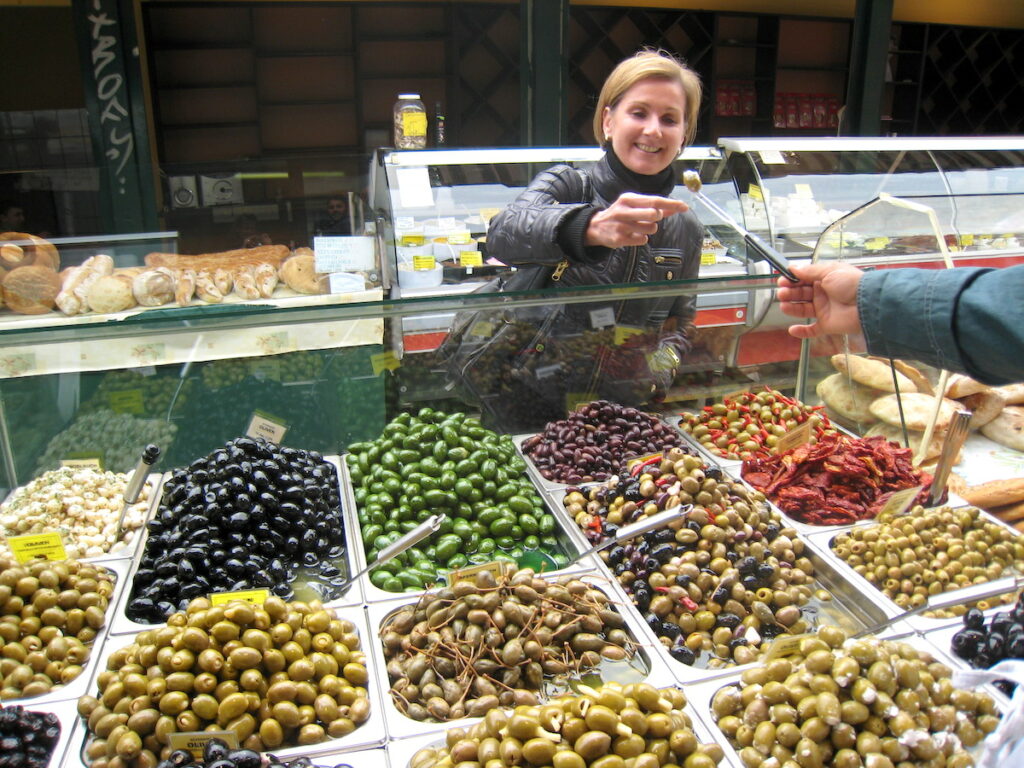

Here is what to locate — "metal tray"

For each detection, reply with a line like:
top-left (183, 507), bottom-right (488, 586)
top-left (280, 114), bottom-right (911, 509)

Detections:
top-left (0, 557), bottom-right (129, 708)
top-left (365, 571), bottom-right (674, 741)
top-left (0, 472), bottom-right (163, 565)
top-left (108, 456), bottom-right (362, 636)
top-left (686, 629), bottom-right (999, 768)
top-left (806, 504), bottom-right (1024, 633)
top-left (924, 621), bottom-right (1014, 708)
top-left (69, 605), bottom-right (387, 768)
top-left (340, 453), bottom-right (595, 605)
top-left (383, 684), bottom-right (724, 764)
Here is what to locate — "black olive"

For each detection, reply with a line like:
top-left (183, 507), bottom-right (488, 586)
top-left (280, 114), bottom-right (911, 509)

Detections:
top-left (302, 550), bottom-right (319, 566)
top-left (227, 749), bottom-right (263, 768)
top-left (203, 738), bottom-right (230, 764)
top-left (669, 644), bottom-right (696, 665)
top-left (226, 511), bottom-right (250, 530)
top-left (224, 559), bottom-right (247, 578)
top-left (728, 637), bottom-right (749, 650)
top-left (659, 620), bottom-right (681, 639)
top-left (717, 612), bottom-right (741, 629)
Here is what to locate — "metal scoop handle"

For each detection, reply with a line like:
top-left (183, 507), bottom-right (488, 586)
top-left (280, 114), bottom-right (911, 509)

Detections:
top-left (853, 575), bottom-right (1022, 639)
top-left (570, 504), bottom-right (693, 566)
top-left (115, 444), bottom-right (161, 542)
top-left (926, 409), bottom-right (971, 506)
top-left (340, 513), bottom-right (446, 589)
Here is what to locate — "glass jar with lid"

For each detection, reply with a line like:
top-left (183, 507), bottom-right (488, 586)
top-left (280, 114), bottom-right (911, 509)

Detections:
top-left (393, 93), bottom-right (427, 149)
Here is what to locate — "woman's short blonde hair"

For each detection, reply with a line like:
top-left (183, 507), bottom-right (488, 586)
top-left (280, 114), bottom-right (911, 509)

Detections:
top-left (592, 48), bottom-right (702, 149)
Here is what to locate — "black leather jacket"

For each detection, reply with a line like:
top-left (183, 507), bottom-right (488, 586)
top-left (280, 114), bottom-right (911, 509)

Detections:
top-left (487, 154), bottom-right (703, 345)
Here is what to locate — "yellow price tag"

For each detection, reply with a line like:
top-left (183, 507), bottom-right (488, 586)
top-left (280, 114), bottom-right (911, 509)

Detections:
top-left (371, 351), bottom-right (401, 375)
top-left (402, 112), bottom-right (427, 137)
top-left (614, 326), bottom-right (645, 345)
top-left (449, 560), bottom-right (513, 586)
top-left (700, 253), bottom-right (717, 266)
top-left (399, 233), bottom-right (425, 247)
top-left (469, 320), bottom-right (495, 338)
top-left (747, 184), bottom-right (764, 201)
top-left (764, 633), bottom-right (813, 660)
top-left (566, 393), bottom-right (597, 412)
top-left (61, 455), bottom-right (104, 471)
top-left (412, 254), bottom-right (436, 271)
top-left (460, 251), bottom-right (483, 267)
top-left (108, 389), bottom-right (144, 415)
top-left (774, 421), bottom-right (814, 454)
top-left (880, 485), bottom-right (924, 517)
top-left (8, 532), bottom-right (66, 564)
top-left (168, 731), bottom-right (239, 759)
top-left (961, 234), bottom-right (975, 246)
top-left (209, 589), bottom-right (270, 606)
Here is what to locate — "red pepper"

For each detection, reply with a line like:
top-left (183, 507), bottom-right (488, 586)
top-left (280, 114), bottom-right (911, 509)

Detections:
top-left (655, 475), bottom-right (675, 487)
top-left (587, 516), bottom-right (603, 533)
top-left (679, 595), bottom-right (699, 612)
top-left (630, 454), bottom-right (663, 476)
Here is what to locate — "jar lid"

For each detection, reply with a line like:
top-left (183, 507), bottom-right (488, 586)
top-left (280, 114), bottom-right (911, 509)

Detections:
top-left (398, 93), bottom-right (421, 100)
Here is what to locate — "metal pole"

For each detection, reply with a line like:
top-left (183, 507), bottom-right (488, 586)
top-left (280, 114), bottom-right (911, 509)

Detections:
top-left (843, 0), bottom-right (894, 136)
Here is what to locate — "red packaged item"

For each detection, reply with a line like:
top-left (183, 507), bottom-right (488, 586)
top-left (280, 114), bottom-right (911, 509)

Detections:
top-left (773, 94), bottom-right (787, 128)
top-left (798, 94), bottom-right (813, 128)
top-left (785, 94), bottom-right (799, 128)
top-left (741, 83), bottom-right (756, 116)
top-left (827, 96), bottom-right (840, 128)
top-left (812, 94), bottom-right (828, 128)
top-left (727, 83), bottom-right (741, 116)
top-left (715, 82), bottom-right (731, 116)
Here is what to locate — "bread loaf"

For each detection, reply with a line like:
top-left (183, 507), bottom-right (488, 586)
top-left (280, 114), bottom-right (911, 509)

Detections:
top-left (279, 252), bottom-right (325, 294)
top-left (831, 353), bottom-right (916, 393)
top-left (86, 275), bottom-right (136, 314)
top-left (0, 232), bottom-right (60, 271)
top-left (195, 271), bottom-right (224, 303)
top-left (980, 406), bottom-right (1024, 451)
top-left (175, 269), bottom-right (196, 306)
top-left (2, 265), bottom-right (62, 314)
top-left (959, 389), bottom-right (1006, 429)
top-left (995, 383), bottom-right (1024, 405)
top-left (816, 373), bottom-right (879, 424)
top-left (132, 268), bottom-right (176, 307)
top-left (945, 373), bottom-right (989, 399)
top-left (145, 245), bottom-right (289, 273)
top-left (233, 266), bottom-right (261, 300)
top-left (869, 392), bottom-right (960, 431)
top-left (960, 477), bottom-right (1024, 509)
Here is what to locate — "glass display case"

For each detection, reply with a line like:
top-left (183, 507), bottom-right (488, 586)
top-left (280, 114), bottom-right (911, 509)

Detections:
top-left (720, 136), bottom-right (1024, 266)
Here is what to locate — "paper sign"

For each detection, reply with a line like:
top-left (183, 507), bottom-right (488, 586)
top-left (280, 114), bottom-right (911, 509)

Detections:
top-left (371, 351), bottom-right (401, 375)
top-left (460, 251), bottom-right (483, 267)
top-left (437, 217), bottom-right (459, 232)
top-left (168, 731), bottom-right (239, 758)
top-left (61, 456), bottom-right (104, 471)
top-left (775, 421), bottom-right (814, 454)
top-left (747, 184), bottom-right (764, 201)
top-left (566, 393), bottom-right (597, 412)
top-left (313, 236), bottom-right (376, 272)
top-left (8, 533), bottom-right (67, 564)
top-left (469, 320), bottom-right (495, 338)
top-left (880, 485), bottom-right (924, 517)
top-left (589, 307), bottom-right (615, 329)
top-left (412, 255), bottom-right (436, 271)
top-left (250, 358), bottom-right (281, 381)
top-left (700, 253), bottom-right (717, 266)
top-left (108, 389), bottom-right (144, 415)
top-left (614, 326), bottom-right (645, 345)
top-left (759, 150), bottom-right (786, 165)
top-left (534, 364), bottom-right (561, 380)
top-left (395, 167), bottom-right (434, 208)
top-left (209, 589), bottom-right (270, 606)
top-left (449, 560), bottom-right (513, 586)
top-left (245, 411), bottom-right (288, 444)
top-left (764, 633), bottom-right (813, 660)
top-left (399, 232), bottom-right (425, 247)
top-left (328, 272), bottom-right (367, 294)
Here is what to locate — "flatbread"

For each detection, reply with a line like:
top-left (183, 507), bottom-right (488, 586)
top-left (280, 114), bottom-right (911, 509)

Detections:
top-left (831, 353), bottom-right (916, 393)
top-left (864, 421), bottom-right (945, 462)
top-left (958, 389), bottom-right (1006, 430)
top-left (995, 383), bottom-right (1024, 405)
top-left (890, 359), bottom-right (934, 396)
top-left (816, 373), bottom-right (880, 424)
top-left (961, 477), bottom-right (1024, 509)
top-left (945, 373), bottom-right (989, 399)
top-left (868, 392), bottom-right (961, 431)
top-left (980, 406), bottom-right (1024, 451)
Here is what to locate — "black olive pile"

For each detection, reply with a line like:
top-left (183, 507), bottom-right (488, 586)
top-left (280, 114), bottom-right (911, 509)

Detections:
top-left (951, 594), bottom-right (1024, 694)
top-left (155, 738), bottom-right (351, 768)
top-left (0, 705), bottom-right (60, 768)
top-left (126, 436), bottom-right (345, 623)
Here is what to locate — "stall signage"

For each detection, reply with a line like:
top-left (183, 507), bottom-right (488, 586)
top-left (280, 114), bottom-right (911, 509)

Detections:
top-left (8, 533), bottom-right (67, 564)
top-left (245, 411), bottom-right (288, 444)
top-left (775, 422), bottom-right (813, 454)
top-left (209, 590), bottom-right (270, 606)
top-left (168, 731), bottom-right (239, 758)
top-left (371, 351), bottom-right (400, 375)
top-left (313, 236), bottom-right (376, 272)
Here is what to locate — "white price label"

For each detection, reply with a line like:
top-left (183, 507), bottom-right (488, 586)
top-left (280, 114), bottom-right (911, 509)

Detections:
top-left (313, 236), bottom-right (376, 273)
top-left (589, 306), bottom-right (615, 329)
top-left (245, 411), bottom-right (288, 444)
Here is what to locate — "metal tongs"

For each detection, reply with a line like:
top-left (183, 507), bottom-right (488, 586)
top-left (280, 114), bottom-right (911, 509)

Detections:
top-left (114, 444), bottom-right (161, 542)
top-left (682, 170), bottom-right (799, 282)
top-left (566, 504), bottom-right (694, 568)
top-left (853, 574), bottom-right (1024, 639)
top-left (926, 409), bottom-right (971, 507)
top-left (338, 513), bottom-right (447, 590)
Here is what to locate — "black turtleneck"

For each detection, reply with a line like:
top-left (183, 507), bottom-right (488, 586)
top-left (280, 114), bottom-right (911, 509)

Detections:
top-left (557, 149), bottom-right (676, 264)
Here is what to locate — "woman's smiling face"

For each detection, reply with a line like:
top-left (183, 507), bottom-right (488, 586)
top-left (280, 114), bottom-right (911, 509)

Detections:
top-left (602, 76), bottom-right (686, 176)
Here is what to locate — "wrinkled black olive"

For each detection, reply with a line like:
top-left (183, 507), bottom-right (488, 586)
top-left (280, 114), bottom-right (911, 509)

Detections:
top-left (669, 644), bottom-right (696, 665)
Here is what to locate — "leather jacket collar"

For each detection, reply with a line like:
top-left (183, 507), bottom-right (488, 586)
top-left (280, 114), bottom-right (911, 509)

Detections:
top-left (591, 151), bottom-right (677, 204)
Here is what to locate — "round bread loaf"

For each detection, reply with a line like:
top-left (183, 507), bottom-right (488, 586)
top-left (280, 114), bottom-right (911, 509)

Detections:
top-left (2, 265), bottom-right (62, 314)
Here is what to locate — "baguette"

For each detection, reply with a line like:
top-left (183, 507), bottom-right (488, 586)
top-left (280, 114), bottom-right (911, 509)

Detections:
top-left (145, 244), bottom-right (289, 273)
top-left (960, 477), bottom-right (1024, 509)
top-left (989, 499), bottom-right (1024, 524)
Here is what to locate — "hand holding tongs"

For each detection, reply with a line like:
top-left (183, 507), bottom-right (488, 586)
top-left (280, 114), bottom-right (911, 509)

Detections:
top-left (682, 170), bottom-right (799, 282)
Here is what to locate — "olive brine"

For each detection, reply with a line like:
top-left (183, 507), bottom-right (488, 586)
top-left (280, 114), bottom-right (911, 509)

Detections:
top-left (347, 408), bottom-right (568, 592)
top-left (126, 437), bottom-right (346, 623)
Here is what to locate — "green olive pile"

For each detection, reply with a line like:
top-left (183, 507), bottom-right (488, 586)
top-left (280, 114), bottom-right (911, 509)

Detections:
top-left (0, 554), bottom-right (114, 700)
top-left (711, 627), bottom-right (1000, 768)
top-left (347, 408), bottom-right (567, 592)
top-left (410, 681), bottom-right (724, 768)
top-left (564, 448), bottom-right (832, 668)
top-left (831, 505), bottom-right (1024, 616)
top-left (678, 388), bottom-right (836, 461)
top-left (383, 567), bottom-right (639, 722)
top-left (78, 597), bottom-right (370, 768)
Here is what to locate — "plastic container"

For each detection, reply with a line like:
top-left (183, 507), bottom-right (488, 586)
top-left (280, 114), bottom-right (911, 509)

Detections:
top-left (393, 93), bottom-right (427, 150)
